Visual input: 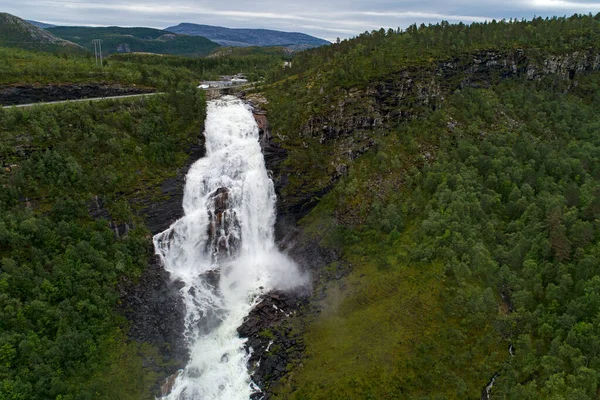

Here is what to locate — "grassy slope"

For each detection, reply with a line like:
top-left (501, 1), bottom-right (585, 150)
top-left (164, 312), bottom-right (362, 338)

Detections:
top-left (48, 26), bottom-right (219, 56)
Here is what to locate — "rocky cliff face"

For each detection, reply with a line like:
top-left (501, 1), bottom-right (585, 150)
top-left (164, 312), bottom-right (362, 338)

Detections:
top-left (263, 49), bottom-right (600, 225)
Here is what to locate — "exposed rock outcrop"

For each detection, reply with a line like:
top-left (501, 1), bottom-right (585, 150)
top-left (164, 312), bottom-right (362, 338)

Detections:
top-left (206, 186), bottom-right (240, 260)
top-left (0, 83), bottom-right (155, 106)
top-left (116, 43), bottom-right (131, 53)
top-left (237, 291), bottom-right (308, 399)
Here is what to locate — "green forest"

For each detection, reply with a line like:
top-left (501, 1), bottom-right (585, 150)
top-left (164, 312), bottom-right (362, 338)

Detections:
top-left (270, 75), bottom-right (600, 399)
top-left (275, 13), bottom-right (600, 88)
top-left (0, 88), bottom-right (206, 399)
top-left (0, 46), bottom-right (286, 87)
top-left (261, 13), bottom-right (600, 400)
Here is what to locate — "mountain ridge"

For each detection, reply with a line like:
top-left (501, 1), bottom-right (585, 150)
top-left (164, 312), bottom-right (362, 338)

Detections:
top-left (26, 20), bottom-right (56, 29)
top-left (166, 23), bottom-right (330, 50)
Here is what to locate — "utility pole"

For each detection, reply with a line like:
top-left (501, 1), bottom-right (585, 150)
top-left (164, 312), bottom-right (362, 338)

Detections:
top-left (92, 39), bottom-right (103, 67)
top-left (93, 39), bottom-right (98, 65)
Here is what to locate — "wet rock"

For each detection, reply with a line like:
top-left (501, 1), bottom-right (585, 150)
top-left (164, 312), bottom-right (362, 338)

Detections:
top-left (206, 187), bottom-right (240, 259)
top-left (237, 290), bottom-right (308, 397)
top-left (200, 269), bottom-right (220, 289)
top-left (160, 370), bottom-right (181, 398)
top-left (118, 253), bottom-right (188, 391)
top-left (140, 142), bottom-right (205, 235)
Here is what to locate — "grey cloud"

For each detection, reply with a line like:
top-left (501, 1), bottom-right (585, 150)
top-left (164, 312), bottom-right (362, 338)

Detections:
top-left (2, 0), bottom-right (600, 41)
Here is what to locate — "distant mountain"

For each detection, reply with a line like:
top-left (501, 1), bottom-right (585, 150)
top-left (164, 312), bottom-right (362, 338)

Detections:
top-left (165, 23), bottom-right (330, 50)
top-left (47, 26), bottom-right (220, 56)
top-left (27, 20), bottom-right (56, 29)
top-left (0, 13), bottom-right (85, 53)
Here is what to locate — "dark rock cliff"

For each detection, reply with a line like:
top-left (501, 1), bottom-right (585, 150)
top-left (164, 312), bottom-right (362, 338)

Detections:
top-left (242, 99), bottom-right (344, 398)
top-left (237, 291), bottom-right (307, 400)
top-left (0, 83), bottom-right (155, 106)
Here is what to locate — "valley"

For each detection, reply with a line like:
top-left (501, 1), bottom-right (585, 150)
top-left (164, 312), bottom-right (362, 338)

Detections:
top-left (2, 9), bottom-right (600, 400)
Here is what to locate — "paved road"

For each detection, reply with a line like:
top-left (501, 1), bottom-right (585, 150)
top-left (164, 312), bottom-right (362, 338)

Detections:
top-left (2, 92), bottom-right (162, 109)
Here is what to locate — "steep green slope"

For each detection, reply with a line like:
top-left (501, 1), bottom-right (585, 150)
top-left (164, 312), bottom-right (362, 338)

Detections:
top-left (262, 14), bottom-right (600, 399)
top-left (0, 13), bottom-right (84, 54)
top-left (0, 87), bottom-right (206, 399)
top-left (47, 26), bottom-right (219, 56)
top-left (275, 78), bottom-right (600, 399)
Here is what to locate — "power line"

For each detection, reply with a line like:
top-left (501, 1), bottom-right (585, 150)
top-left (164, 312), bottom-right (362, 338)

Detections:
top-left (92, 39), bottom-right (103, 67)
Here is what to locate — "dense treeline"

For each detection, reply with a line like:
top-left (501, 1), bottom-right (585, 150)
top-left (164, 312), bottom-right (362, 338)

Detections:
top-left (411, 80), bottom-right (600, 398)
top-left (110, 50), bottom-right (287, 82)
top-left (273, 13), bottom-right (600, 88)
top-left (47, 26), bottom-right (219, 57)
top-left (0, 86), bottom-right (206, 399)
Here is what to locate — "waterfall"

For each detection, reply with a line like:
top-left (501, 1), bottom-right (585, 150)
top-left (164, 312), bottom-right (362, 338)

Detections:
top-left (154, 96), bottom-right (305, 399)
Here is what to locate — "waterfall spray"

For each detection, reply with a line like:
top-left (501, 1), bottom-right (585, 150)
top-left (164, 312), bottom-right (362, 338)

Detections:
top-left (154, 96), bottom-right (305, 399)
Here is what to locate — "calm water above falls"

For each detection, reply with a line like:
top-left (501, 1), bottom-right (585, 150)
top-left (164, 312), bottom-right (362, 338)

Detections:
top-left (154, 96), bottom-right (305, 399)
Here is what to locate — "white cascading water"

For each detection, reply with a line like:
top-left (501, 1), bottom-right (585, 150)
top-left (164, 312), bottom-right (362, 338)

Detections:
top-left (154, 96), bottom-right (305, 400)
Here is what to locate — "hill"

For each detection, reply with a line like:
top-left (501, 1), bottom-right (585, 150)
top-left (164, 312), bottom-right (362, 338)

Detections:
top-left (26, 20), bottom-right (56, 29)
top-left (255, 13), bottom-right (600, 399)
top-left (165, 23), bottom-right (329, 50)
top-left (47, 26), bottom-right (219, 56)
top-left (0, 13), bottom-right (84, 53)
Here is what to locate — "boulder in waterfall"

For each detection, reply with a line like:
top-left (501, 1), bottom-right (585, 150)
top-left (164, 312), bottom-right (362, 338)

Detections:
top-left (206, 187), bottom-right (240, 259)
top-left (160, 370), bottom-right (181, 398)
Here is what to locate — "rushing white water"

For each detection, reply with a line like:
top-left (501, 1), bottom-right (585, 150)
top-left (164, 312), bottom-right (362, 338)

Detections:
top-left (154, 96), bottom-right (305, 400)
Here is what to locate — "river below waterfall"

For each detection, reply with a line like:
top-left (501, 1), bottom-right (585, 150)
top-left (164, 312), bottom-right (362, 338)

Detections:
top-left (154, 96), bottom-right (305, 399)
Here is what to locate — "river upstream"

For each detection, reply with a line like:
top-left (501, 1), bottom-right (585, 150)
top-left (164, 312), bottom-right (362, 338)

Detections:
top-left (153, 96), bottom-right (305, 399)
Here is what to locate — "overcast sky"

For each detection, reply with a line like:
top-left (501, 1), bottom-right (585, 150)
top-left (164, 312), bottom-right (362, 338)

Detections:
top-left (3, 0), bottom-right (600, 41)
